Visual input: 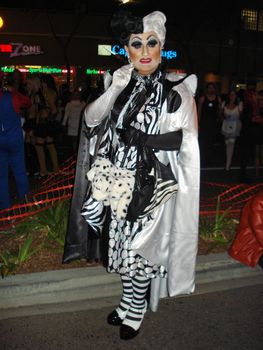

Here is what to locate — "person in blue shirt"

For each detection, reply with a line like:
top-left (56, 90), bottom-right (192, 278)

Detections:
top-left (0, 73), bottom-right (32, 210)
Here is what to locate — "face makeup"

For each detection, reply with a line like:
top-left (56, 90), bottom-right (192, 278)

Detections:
top-left (125, 32), bottom-right (162, 76)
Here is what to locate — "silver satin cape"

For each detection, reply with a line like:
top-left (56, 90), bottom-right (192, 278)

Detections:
top-left (85, 72), bottom-right (200, 312)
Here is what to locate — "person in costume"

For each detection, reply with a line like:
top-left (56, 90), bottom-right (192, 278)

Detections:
top-left (221, 89), bottom-right (243, 171)
top-left (63, 10), bottom-right (200, 340)
top-left (0, 73), bottom-right (32, 209)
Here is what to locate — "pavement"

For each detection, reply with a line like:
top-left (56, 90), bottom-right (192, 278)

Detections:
top-left (0, 252), bottom-right (262, 321)
top-left (1, 284), bottom-right (263, 350)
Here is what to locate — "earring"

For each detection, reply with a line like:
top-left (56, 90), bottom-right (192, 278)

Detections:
top-left (128, 56), bottom-right (134, 67)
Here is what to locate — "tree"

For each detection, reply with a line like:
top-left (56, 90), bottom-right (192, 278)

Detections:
top-left (46, 0), bottom-right (88, 86)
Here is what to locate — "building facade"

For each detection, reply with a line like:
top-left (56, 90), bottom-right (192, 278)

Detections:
top-left (0, 0), bottom-right (262, 92)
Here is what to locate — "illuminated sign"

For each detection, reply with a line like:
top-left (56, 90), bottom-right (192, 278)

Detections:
top-left (98, 45), bottom-right (112, 56)
top-left (86, 68), bottom-right (107, 75)
top-left (1, 66), bottom-right (14, 73)
top-left (28, 67), bottom-right (61, 74)
top-left (0, 44), bottom-right (12, 53)
top-left (111, 45), bottom-right (127, 57)
top-left (110, 44), bottom-right (177, 60)
top-left (10, 43), bottom-right (43, 58)
top-left (161, 50), bottom-right (177, 60)
top-left (0, 43), bottom-right (43, 57)
top-left (0, 66), bottom-right (73, 74)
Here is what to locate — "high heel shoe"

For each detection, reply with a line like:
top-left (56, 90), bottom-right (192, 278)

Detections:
top-left (107, 310), bottom-right (125, 326)
top-left (120, 300), bottom-right (147, 340)
top-left (120, 324), bottom-right (140, 340)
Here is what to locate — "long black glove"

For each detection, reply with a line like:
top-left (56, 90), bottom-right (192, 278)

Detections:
top-left (117, 126), bottom-right (183, 151)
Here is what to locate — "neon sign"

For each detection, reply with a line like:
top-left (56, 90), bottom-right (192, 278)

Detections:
top-left (86, 68), bottom-right (106, 75)
top-left (28, 67), bottom-right (61, 74)
top-left (0, 44), bottom-right (12, 53)
top-left (0, 66), bottom-right (73, 74)
top-left (110, 45), bottom-right (177, 60)
top-left (111, 45), bottom-right (127, 57)
top-left (161, 50), bottom-right (177, 60)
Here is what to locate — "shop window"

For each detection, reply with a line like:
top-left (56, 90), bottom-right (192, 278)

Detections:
top-left (241, 9), bottom-right (263, 31)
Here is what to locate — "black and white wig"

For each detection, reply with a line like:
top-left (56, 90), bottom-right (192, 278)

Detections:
top-left (111, 10), bottom-right (166, 48)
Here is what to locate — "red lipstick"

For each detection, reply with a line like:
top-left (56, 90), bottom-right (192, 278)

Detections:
top-left (140, 58), bottom-right (152, 64)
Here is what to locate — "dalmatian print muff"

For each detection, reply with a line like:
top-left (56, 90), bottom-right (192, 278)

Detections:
top-left (86, 157), bottom-right (135, 220)
top-left (82, 155), bottom-right (178, 234)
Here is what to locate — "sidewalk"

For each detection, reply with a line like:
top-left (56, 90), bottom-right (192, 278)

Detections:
top-left (0, 252), bottom-right (262, 320)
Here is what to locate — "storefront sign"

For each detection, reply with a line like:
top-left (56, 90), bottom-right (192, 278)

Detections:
top-left (98, 45), bottom-right (112, 56)
top-left (110, 44), bottom-right (177, 60)
top-left (0, 42), bottom-right (44, 57)
top-left (86, 68), bottom-right (107, 75)
top-left (0, 44), bottom-right (12, 53)
top-left (10, 43), bottom-right (43, 58)
top-left (0, 66), bottom-right (73, 74)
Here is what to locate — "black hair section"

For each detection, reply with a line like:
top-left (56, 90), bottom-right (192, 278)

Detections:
top-left (110, 10), bottom-right (143, 46)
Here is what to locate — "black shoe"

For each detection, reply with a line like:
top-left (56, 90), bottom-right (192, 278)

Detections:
top-left (107, 310), bottom-right (123, 326)
top-left (120, 324), bottom-right (140, 340)
top-left (37, 173), bottom-right (48, 181)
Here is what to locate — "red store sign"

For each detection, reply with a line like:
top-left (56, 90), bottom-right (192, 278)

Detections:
top-left (0, 44), bottom-right (12, 53)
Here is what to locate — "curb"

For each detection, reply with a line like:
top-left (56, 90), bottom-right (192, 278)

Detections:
top-left (0, 252), bottom-right (262, 317)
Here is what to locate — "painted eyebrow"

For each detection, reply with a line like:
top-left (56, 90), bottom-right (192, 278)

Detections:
top-left (130, 36), bottom-right (142, 41)
top-left (146, 35), bottom-right (158, 40)
top-left (130, 35), bottom-right (158, 41)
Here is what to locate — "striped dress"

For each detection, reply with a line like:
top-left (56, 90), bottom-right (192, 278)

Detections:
top-left (83, 69), bottom-right (177, 278)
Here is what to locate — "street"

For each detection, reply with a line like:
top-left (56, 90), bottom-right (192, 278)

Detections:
top-left (1, 283), bottom-right (262, 350)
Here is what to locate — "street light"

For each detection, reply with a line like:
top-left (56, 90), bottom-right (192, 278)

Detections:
top-left (0, 16), bottom-right (4, 29)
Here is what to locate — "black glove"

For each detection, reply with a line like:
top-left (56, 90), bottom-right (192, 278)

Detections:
top-left (145, 129), bottom-right (182, 151)
top-left (117, 127), bottom-right (147, 148)
top-left (118, 126), bottom-right (182, 151)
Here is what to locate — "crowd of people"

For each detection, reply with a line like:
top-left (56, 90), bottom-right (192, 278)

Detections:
top-left (0, 69), bottom-right (103, 210)
top-left (197, 82), bottom-right (263, 180)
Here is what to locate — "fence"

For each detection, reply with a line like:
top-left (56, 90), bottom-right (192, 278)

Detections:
top-left (1, 156), bottom-right (263, 231)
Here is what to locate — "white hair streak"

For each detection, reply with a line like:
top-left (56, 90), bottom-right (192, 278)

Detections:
top-left (143, 11), bottom-right (166, 47)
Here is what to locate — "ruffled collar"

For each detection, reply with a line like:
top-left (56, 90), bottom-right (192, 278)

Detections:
top-left (111, 64), bottom-right (165, 124)
top-left (132, 67), bottom-right (163, 87)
